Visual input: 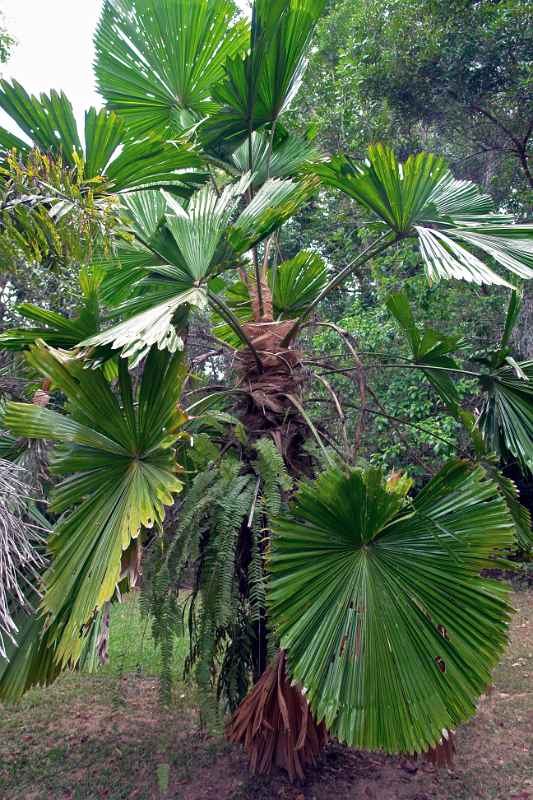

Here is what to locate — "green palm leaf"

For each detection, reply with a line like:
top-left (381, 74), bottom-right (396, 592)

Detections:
top-left (230, 131), bottom-right (319, 188)
top-left (203, 0), bottom-right (325, 153)
top-left (81, 287), bottom-right (208, 366)
top-left (163, 176), bottom-right (251, 281)
top-left (0, 80), bottom-right (82, 163)
top-left (4, 344), bottom-right (186, 667)
top-left (0, 268), bottom-right (102, 352)
top-left (0, 612), bottom-right (61, 702)
top-left (479, 361), bottom-right (533, 476)
top-left (213, 249), bottom-right (328, 345)
top-left (314, 145), bottom-right (533, 287)
top-left (227, 176), bottom-right (320, 256)
top-left (94, 0), bottom-right (249, 139)
top-left (269, 460), bottom-right (515, 754)
top-left (0, 80), bottom-right (205, 194)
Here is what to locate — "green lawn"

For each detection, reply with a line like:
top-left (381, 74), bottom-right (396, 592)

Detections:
top-left (98, 593), bottom-right (188, 681)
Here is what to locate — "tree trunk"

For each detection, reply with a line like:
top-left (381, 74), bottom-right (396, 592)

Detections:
top-left (514, 286), bottom-right (533, 359)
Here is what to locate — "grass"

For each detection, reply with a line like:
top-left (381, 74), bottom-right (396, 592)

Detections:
top-left (98, 593), bottom-right (188, 680)
top-left (0, 590), bottom-right (532, 800)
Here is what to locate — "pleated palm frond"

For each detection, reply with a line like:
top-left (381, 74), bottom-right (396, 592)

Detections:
top-left (314, 145), bottom-right (533, 288)
top-left (230, 131), bottom-right (319, 188)
top-left (2, 344), bottom-right (187, 675)
top-left (0, 610), bottom-right (61, 702)
top-left (0, 268), bottom-right (102, 352)
top-left (79, 180), bottom-right (250, 362)
top-left (471, 291), bottom-right (533, 478)
top-left (94, 0), bottom-right (249, 140)
top-left (269, 460), bottom-right (515, 755)
top-left (226, 176), bottom-right (320, 257)
top-left (83, 177), bottom-right (318, 359)
top-left (386, 290), bottom-right (465, 407)
top-left (483, 460), bottom-right (533, 552)
top-left (478, 361), bottom-right (533, 476)
top-left (0, 80), bottom-right (205, 194)
top-left (163, 176), bottom-right (251, 281)
top-left (203, 0), bottom-right (325, 153)
top-left (81, 286), bottom-right (208, 367)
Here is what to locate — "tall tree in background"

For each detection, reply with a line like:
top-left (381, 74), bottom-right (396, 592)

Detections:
top-left (0, 0), bottom-right (532, 781)
top-left (292, 0), bottom-right (533, 355)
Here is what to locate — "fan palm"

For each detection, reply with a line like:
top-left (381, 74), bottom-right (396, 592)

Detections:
top-left (2, 343), bottom-right (187, 678)
top-left (269, 460), bottom-right (515, 754)
top-left (314, 146), bottom-right (533, 287)
top-left (0, 0), bottom-right (532, 780)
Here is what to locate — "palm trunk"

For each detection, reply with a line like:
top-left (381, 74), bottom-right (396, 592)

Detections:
top-left (226, 281), bottom-right (324, 773)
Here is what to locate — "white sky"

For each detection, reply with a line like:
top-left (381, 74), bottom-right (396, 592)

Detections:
top-left (0, 0), bottom-right (103, 134)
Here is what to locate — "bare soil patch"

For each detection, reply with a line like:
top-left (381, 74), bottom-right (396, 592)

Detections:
top-left (1, 591), bottom-right (531, 800)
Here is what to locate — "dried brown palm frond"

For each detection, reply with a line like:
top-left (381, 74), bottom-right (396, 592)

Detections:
top-left (0, 459), bottom-right (46, 659)
top-left (226, 650), bottom-right (328, 782)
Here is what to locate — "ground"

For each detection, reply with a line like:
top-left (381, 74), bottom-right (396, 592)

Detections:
top-left (1, 591), bottom-right (532, 800)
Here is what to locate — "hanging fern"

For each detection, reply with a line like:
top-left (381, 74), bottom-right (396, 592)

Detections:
top-left (145, 437), bottom-right (294, 712)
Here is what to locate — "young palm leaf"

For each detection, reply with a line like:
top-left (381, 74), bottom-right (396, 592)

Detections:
top-left (214, 250), bottom-right (328, 346)
top-left (203, 0), bottom-right (326, 153)
top-left (4, 344), bottom-right (187, 667)
top-left (314, 145), bottom-right (533, 287)
top-left (269, 460), bottom-right (515, 754)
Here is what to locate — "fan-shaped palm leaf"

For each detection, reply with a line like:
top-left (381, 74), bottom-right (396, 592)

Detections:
top-left (0, 80), bottom-right (205, 194)
top-left (269, 460), bottom-right (515, 754)
top-left (81, 286), bottom-right (208, 366)
top-left (3, 344), bottom-right (187, 669)
top-left (83, 177), bottom-right (318, 359)
top-left (94, 0), bottom-right (249, 140)
top-left (203, 0), bottom-right (325, 153)
top-left (478, 362), bottom-right (533, 476)
top-left (314, 145), bottom-right (533, 287)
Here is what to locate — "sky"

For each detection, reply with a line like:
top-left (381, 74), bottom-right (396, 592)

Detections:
top-left (0, 0), bottom-right (103, 133)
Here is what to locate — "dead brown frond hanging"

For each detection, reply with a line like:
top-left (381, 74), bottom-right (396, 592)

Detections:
top-left (226, 650), bottom-right (328, 782)
top-left (0, 459), bottom-right (46, 659)
top-left (424, 730), bottom-right (456, 768)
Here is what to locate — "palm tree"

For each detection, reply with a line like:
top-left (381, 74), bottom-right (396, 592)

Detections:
top-left (0, 0), bottom-right (532, 779)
